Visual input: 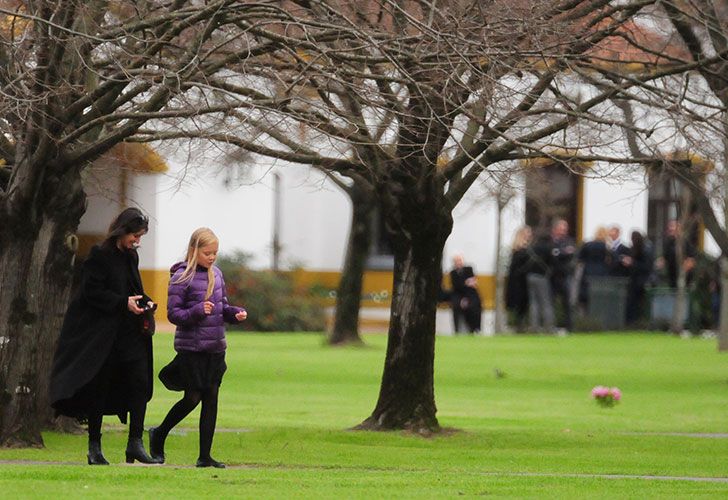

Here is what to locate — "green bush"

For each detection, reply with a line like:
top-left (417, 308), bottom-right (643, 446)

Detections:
top-left (217, 252), bottom-right (327, 332)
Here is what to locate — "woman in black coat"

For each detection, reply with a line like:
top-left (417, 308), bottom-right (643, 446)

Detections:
top-left (625, 230), bottom-right (654, 325)
top-left (50, 208), bottom-right (160, 465)
top-left (506, 226), bottom-right (534, 332)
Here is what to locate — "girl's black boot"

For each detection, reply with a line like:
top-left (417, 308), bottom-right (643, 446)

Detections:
top-left (148, 427), bottom-right (166, 463)
top-left (196, 456), bottom-right (226, 468)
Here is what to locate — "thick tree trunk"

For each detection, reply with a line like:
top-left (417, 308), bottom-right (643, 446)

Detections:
top-left (0, 218), bottom-right (80, 446)
top-left (719, 258), bottom-right (728, 351)
top-left (328, 183), bottom-right (374, 346)
top-left (357, 204), bottom-right (451, 434)
top-left (354, 89), bottom-right (454, 433)
top-left (720, 117), bottom-right (728, 352)
top-left (0, 162), bottom-right (85, 447)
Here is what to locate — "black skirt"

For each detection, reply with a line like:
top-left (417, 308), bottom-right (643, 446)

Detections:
top-left (158, 351), bottom-right (227, 392)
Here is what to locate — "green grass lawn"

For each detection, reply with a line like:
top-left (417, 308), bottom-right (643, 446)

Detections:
top-left (2, 332), bottom-right (727, 498)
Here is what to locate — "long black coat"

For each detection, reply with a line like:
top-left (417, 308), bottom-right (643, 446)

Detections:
top-left (50, 244), bottom-right (153, 422)
top-left (450, 266), bottom-right (481, 307)
top-left (506, 248), bottom-right (532, 312)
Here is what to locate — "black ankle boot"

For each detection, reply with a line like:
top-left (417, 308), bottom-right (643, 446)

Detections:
top-left (148, 427), bottom-right (166, 463)
top-left (125, 437), bottom-right (161, 464)
top-left (196, 456), bottom-right (226, 469)
top-left (88, 436), bottom-right (109, 465)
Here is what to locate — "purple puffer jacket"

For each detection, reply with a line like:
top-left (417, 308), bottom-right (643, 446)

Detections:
top-left (167, 262), bottom-right (244, 353)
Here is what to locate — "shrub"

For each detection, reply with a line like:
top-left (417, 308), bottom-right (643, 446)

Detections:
top-left (217, 252), bottom-right (327, 332)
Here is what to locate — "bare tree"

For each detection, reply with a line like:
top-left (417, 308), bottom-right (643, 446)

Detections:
top-left (660, 0), bottom-right (728, 348)
top-left (138, 0), bottom-right (689, 432)
top-left (0, 0), bottom-right (282, 446)
top-left (603, 1), bottom-right (728, 345)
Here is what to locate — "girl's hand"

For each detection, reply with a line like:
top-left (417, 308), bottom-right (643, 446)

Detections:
top-left (203, 301), bottom-right (214, 315)
top-left (128, 295), bottom-right (144, 315)
top-left (235, 309), bottom-right (247, 321)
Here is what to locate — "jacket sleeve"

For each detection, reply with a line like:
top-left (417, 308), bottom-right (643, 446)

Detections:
top-left (80, 248), bottom-right (127, 313)
top-left (167, 274), bottom-right (206, 326)
top-left (220, 275), bottom-right (244, 324)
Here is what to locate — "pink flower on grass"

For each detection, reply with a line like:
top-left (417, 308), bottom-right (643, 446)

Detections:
top-left (591, 386), bottom-right (621, 407)
top-left (591, 386), bottom-right (610, 398)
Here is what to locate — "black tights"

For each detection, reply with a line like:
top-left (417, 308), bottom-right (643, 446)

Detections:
top-left (156, 386), bottom-right (220, 460)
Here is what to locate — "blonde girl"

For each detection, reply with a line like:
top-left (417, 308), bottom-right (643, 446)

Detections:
top-left (151, 228), bottom-right (247, 468)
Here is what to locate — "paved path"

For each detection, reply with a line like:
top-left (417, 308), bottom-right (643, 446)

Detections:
top-left (620, 432), bottom-right (728, 439)
top-left (1, 459), bottom-right (727, 483)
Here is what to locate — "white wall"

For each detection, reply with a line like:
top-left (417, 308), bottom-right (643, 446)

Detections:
top-left (277, 165), bottom-right (350, 271)
top-left (79, 143), bottom-right (723, 277)
top-left (128, 172), bottom-right (159, 269)
top-left (79, 163), bottom-right (124, 234)
top-left (150, 158), bottom-right (276, 270)
top-left (445, 184), bottom-right (499, 275)
top-left (581, 173), bottom-right (648, 241)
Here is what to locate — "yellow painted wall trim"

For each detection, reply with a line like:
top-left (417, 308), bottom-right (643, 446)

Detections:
top-left (140, 269), bottom-right (171, 317)
top-left (257, 269), bottom-right (498, 310)
top-left (139, 267), bottom-right (499, 318)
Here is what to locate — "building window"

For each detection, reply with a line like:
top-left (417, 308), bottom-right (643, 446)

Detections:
top-left (646, 168), bottom-right (700, 256)
top-left (525, 163), bottom-right (581, 239)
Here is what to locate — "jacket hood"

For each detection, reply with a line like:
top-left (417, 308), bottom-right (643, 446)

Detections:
top-left (170, 261), bottom-right (187, 276)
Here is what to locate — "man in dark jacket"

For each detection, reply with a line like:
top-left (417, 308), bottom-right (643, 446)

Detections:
top-left (549, 219), bottom-right (576, 332)
top-left (527, 232), bottom-right (556, 332)
top-left (608, 225), bottom-right (631, 277)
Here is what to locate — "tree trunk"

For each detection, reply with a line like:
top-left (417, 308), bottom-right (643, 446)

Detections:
top-left (0, 162), bottom-right (85, 447)
top-left (719, 258), bottom-right (728, 351)
top-left (0, 218), bottom-right (81, 446)
top-left (719, 116), bottom-right (728, 352)
top-left (670, 188), bottom-right (691, 334)
top-left (329, 183), bottom-right (375, 346)
top-left (671, 256), bottom-right (688, 334)
top-left (356, 203), bottom-right (451, 434)
top-left (494, 202), bottom-right (507, 334)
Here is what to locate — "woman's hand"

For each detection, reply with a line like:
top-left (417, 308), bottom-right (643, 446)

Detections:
top-left (235, 309), bottom-right (247, 321)
top-left (203, 301), bottom-right (214, 315)
top-left (128, 295), bottom-right (144, 315)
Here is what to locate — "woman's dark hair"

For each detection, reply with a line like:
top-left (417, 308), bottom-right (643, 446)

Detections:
top-left (102, 207), bottom-right (149, 249)
top-left (631, 230), bottom-right (644, 258)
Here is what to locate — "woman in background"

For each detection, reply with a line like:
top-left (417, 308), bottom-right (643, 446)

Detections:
top-left (506, 226), bottom-right (533, 332)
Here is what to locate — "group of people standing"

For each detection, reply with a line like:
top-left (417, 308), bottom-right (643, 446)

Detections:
top-left (505, 219), bottom-right (657, 333)
top-left (49, 208), bottom-right (247, 467)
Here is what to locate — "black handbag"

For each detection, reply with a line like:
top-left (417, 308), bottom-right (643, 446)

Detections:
top-left (139, 302), bottom-right (158, 337)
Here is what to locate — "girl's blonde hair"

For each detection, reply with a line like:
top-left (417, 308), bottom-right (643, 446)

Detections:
top-left (173, 227), bottom-right (218, 299)
top-left (512, 226), bottom-right (532, 251)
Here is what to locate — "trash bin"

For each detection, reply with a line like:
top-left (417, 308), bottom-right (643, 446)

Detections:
top-left (588, 276), bottom-right (629, 330)
top-left (648, 287), bottom-right (689, 330)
